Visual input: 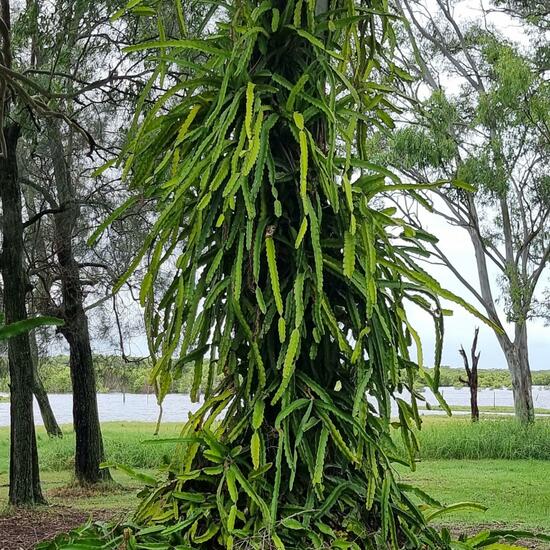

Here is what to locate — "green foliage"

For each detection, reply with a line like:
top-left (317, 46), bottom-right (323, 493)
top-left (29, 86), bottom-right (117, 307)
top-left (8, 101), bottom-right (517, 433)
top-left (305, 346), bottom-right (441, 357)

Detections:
top-left (52, 1), bottom-right (507, 548)
top-left (0, 316), bottom-right (63, 341)
top-left (389, 127), bottom-right (445, 170)
top-left (456, 154), bottom-right (507, 197)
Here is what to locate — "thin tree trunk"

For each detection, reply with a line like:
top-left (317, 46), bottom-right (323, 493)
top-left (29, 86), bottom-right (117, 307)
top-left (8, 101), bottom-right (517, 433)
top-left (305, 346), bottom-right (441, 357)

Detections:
top-left (21, 177), bottom-right (63, 438)
top-left (29, 330), bottom-right (62, 437)
top-left (47, 120), bottom-right (111, 484)
top-left (0, 124), bottom-right (45, 505)
top-left (506, 325), bottom-right (534, 424)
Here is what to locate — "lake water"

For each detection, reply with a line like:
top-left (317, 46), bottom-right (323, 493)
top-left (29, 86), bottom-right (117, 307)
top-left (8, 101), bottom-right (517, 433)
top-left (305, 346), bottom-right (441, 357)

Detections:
top-left (0, 386), bottom-right (549, 427)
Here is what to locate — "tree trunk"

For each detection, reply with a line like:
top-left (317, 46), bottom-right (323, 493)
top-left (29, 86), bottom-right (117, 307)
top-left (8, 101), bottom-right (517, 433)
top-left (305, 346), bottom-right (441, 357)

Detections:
top-left (0, 124), bottom-right (45, 505)
top-left (22, 178), bottom-right (63, 438)
top-left (467, 209), bottom-right (534, 424)
top-left (65, 320), bottom-right (110, 484)
top-left (47, 120), bottom-right (111, 484)
top-left (504, 325), bottom-right (534, 424)
top-left (29, 330), bottom-right (63, 437)
top-left (470, 379), bottom-right (479, 422)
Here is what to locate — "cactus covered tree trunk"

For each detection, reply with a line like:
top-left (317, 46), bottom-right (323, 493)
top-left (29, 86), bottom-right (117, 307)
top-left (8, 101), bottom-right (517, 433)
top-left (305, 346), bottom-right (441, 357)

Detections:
top-left (82, 1), bottom-right (495, 547)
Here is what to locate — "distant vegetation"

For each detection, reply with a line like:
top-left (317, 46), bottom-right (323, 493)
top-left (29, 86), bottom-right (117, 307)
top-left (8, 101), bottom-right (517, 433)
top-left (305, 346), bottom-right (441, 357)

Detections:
top-left (0, 355), bottom-right (216, 395)
top-left (0, 357), bottom-right (549, 394)
top-left (426, 367), bottom-right (550, 389)
top-left (2, 358), bottom-right (546, 399)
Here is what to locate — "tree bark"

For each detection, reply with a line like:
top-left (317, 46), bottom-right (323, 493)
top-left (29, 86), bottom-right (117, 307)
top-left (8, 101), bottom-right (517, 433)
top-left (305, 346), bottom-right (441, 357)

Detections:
top-left (47, 120), bottom-right (111, 484)
top-left (29, 330), bottom-right (63, 437)
top-left (505, 324), bottom-right (534, 424)
top-left (0, 124), bottom-right (45, 505)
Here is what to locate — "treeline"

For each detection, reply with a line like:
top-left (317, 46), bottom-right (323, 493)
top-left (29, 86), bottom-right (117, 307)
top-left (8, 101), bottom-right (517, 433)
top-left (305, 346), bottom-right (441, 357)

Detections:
top-left (1, 357), bottom-right (548, 395)
top-left (426, 367), bottom-right (550, 389)
top-left (0, 355), bottom-right (214, 395)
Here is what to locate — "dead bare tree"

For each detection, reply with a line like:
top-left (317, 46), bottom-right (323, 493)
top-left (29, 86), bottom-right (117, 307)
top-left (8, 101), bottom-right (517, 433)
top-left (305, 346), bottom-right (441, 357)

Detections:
top-left (459, 328), bottom-right (481, 422)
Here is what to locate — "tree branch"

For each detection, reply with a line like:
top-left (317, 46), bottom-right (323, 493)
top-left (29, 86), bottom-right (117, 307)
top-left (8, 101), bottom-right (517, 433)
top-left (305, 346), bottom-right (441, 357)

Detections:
top-left (23, 207), bottom-right (65, 228)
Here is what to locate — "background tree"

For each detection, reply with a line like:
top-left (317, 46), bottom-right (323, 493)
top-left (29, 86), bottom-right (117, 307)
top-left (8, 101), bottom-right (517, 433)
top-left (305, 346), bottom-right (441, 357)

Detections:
top-left (9, 0), bottom-right (161, 483)
top-left (0, 283), bottom-right (62, 436)
top-left (493, 0), bottom-right (550, 29)
top-left (0, 0), bottom-right (51, 505)
top-left (383, 0), bottom-right (550, 423)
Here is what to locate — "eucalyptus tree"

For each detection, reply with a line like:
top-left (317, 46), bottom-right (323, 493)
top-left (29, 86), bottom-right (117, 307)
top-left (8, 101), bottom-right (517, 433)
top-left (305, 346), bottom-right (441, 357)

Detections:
top-left (386, 0), bottom-right (550, 423)
top-left (493, 0), bottom-right (550, 29)
top-left (75, 0), bottom-right (495, 547)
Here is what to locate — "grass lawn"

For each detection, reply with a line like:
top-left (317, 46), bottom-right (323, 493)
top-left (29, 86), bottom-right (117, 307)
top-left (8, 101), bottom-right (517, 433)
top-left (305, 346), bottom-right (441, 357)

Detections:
top-left (0, 421), bottom-right (184, 473)
top-left (0, 420), bottom-right (548, 545)
top-left (399, 459), bottom-right (550, 532)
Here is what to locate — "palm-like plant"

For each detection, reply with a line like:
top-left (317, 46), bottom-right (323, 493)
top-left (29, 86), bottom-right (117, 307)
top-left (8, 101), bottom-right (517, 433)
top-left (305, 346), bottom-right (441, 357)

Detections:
top-left (88, 0), bottom-right (493, 548)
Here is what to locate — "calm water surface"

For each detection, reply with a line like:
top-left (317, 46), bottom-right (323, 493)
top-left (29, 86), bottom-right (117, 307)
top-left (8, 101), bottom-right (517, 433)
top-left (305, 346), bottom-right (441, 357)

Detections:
top-left (0, 386), bottom-right (549, 427)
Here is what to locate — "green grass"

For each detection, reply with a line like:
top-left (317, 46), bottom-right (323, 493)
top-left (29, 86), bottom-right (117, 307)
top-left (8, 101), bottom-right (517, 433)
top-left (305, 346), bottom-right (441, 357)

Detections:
top-left (397, 416), bottom-right (550, 460)
top-left (0, 422), bottom-right (185, 473)
top-left (0, 423), bottom-right (183, 515)
top-left (399, 460), bottom-right (550, 531)
top-left (0, 469), bottom-right (143, 514)
top-left (0, 420), bottom-right (548, 537)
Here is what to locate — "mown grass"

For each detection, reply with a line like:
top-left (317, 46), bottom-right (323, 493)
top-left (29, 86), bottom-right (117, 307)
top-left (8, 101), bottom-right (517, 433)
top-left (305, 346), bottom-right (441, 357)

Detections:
top-left (399, 460), bottom-right (550, 531)
top-left (397, 416), bottom-right (550, 460)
